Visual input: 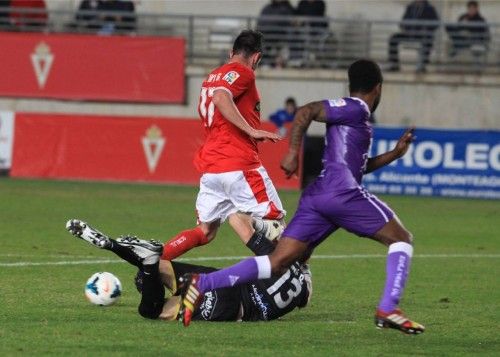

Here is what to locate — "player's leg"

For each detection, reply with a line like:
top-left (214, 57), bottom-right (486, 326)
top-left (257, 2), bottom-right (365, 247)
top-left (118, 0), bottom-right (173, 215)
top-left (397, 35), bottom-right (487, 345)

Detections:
top-left (137, 261), bottom-right (165, 319)
top-left (193, 194), bottom-right (324, 294)
top-left (227, 212), bottom-right (255, 244)
top-left (327, 186), bottom-right (423, 334)
top-left (370, 216), bottom-right (423, 334)
top-left (178, 195), bottom-right (336, 326)
top-left (161, 172), bottom-right (231, 260)
top-left (177, 239), bottom-right (304, 327)
top-left (267, 238), bottom-right (309, 275)
top-left (371, 214), bottom-right (412, 246)
top-left (161, 220), bottom-right (219, 261)
top-left (266, 199), bottom-right (335, 275)
top-left (248, 167), bottom-right (286, 242)
top-left (112, 237), bottom-right (164, 319)
top-left (137, 258), bottom-right (222, 320)
top-left (242, 166), bottom-right (286, 222)
top-left (191, 236), bottom-right (308, 294)
top-left (191, 194), bottom-right (330, 293)
top-left (371, 216), bottom-right (414, 311)
top-left (137, 260), bottom-right (222, 321)
top-left (226, 211), bottom-right (283, 252)
top-left (66, 219), bottom-right (111, 248)
top-left (66, 219), bottom-right (161, 269)
top-left (225, 167), bottom-right (286, 245)
top-left (358, 195), bottom-right (414, 317)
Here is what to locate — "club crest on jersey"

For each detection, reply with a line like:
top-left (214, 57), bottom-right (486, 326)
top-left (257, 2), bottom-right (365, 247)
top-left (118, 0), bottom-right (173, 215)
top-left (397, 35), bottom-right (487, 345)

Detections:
top-left (328, 98), bottom-right (346, 107)
top-left (223, 71), bottom-right (240, 85)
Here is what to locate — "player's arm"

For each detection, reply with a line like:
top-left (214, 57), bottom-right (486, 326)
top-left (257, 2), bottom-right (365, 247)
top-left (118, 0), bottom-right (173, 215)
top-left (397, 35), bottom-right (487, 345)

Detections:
top-left (365, 127), bottom-right (415, 174)
top-left (212, 89), bottom-right (281, 142)
top-left (281, 101), bottom-right (327, 178)
top-left (159, 260), bottom-right (177, 292)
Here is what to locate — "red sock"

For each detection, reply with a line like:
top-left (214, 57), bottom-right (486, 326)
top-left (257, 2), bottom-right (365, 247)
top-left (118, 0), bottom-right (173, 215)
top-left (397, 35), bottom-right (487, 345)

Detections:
top-left (161, 227), bottom-right (209, 260)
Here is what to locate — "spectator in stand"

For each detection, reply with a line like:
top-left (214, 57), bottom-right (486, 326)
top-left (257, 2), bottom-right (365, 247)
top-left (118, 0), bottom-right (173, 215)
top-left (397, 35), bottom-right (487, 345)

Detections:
top-left (269, 97), bottom-right (297, 136)
top-left (100, 0), bottom-right (136, 33)
top-left (75, 0), bottom-right (135, 34)
top-left (292, 0), bottom-right (328, 65)
top-left (387, 0), bottom-right (439, 73)
top-left (0, 0), bottom-right (10, 28)
top-left (9, 0), bottom-right (47, 29)
top-left (257, 0), bottom-right (295, 67)
top-left (446, 1), bottom-right (489, 57)
top-left (75, 0), bottom-right (103, 30)
top-left (296, 0), bottom-right (327, 30)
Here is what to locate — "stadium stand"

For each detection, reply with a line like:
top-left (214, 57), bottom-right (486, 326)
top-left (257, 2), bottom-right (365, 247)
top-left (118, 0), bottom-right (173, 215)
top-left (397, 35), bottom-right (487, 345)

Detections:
top-left (0, 1), bottom-right (498, 130)
top-left (0, 1), bottom-right (498, 73)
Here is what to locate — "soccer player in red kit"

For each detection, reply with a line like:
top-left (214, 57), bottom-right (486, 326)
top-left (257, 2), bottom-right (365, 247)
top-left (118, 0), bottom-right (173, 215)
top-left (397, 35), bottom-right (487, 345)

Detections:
top-left (161, 30), bottom-right (286, 261)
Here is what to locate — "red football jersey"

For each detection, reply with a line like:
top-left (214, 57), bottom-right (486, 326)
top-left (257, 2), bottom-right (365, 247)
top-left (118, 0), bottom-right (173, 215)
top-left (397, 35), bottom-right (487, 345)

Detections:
top-left (194, 62), bottom-right (261, 173)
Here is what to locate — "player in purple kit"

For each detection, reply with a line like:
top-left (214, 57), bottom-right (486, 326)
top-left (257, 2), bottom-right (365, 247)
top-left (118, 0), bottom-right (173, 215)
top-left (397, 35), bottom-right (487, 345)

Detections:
top-left (178, 59), bottom-right (424, 334)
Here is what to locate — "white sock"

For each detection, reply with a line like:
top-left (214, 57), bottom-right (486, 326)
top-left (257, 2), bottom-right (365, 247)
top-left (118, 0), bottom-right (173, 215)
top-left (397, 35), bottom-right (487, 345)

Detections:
top-left (254, 255), bottom-right (271, 279)
top-left (388, 242), bottom-right (413, 257)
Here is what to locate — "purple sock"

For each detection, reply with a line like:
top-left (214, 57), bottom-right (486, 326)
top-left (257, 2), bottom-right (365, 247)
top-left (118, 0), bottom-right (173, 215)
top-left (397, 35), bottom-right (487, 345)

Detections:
top-left (378, 242), bottom-right (413, 313)
top-left (197, 256), bottom-right (271, 293)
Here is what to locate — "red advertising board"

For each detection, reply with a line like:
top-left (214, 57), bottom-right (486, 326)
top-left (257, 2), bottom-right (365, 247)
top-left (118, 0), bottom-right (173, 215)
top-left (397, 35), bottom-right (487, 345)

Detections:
top-left (0, 32), bottom-right (185, 103)
top-left (11, 113), bottom-right (300, 190)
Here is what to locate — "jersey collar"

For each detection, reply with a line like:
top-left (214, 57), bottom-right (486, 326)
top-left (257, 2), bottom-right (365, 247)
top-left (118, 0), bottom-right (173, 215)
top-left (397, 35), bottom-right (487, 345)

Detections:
top-left (349, 97), bottom-right (370, 113)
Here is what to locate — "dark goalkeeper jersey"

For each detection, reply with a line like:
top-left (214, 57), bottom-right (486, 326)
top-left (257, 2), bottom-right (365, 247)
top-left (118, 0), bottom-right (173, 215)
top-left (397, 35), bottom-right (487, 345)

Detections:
top-left (171, 260), bottom-right (311, 322)
top-left (240, 262), bottom-right (312, 321)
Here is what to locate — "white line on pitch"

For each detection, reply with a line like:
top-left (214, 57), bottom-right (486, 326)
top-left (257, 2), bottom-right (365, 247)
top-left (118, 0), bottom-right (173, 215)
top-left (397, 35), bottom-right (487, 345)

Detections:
top-left (0, 259), bottom-right (123, 267)
top-left (182, 254), bottom-right (500, 260)
top-left (1, 253), bottom-right (499, 267)
top-left (0, 253), bottom-right (100, 259)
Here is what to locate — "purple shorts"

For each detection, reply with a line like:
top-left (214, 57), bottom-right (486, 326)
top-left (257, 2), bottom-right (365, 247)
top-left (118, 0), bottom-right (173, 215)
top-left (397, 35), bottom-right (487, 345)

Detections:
top-left (283, 186), bottom-right (394, 247)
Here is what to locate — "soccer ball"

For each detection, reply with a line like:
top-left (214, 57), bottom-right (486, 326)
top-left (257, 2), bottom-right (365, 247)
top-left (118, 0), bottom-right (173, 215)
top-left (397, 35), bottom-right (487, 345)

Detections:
top-left (84, 272), bottom-right (122, 306)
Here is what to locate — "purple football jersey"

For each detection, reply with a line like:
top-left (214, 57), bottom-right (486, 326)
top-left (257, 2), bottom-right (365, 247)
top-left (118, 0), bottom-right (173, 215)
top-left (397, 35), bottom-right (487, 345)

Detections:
top-left (283, 97), bottom-right (394, 242)
top-left (306, 97), bottom-right (372, 195)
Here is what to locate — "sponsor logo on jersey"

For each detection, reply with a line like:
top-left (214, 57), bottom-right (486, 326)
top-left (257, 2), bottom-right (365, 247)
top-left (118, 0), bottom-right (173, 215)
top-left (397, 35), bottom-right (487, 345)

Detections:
top-left (250, 285), bottom-right (270, 320)
top-left (31, 42), bottom-right (54, 89)
top-left (328, 98), bottom-right (346, 107)
top-left (229, 275), bottom-right (239, 286)
top-left (141, 125), bottom-right (166, 173)
top-left (200, 291), bottom-right (217, 320)
top-left (223, 71), bottom-right (240, 85)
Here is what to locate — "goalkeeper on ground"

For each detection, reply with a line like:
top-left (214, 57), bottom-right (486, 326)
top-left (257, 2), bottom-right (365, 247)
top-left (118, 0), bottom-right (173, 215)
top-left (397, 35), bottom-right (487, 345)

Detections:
top-left (66, 219), bottom-right (312, 322)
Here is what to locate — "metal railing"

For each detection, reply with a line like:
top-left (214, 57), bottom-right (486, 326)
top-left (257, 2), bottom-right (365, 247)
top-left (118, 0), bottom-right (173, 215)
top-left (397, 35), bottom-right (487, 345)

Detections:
top-left (0, 8), bottom-right (498, 74)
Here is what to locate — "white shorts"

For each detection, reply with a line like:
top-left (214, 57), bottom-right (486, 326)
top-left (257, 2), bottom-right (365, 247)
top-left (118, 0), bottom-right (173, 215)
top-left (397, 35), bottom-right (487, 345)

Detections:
top-left (196, 166), bottom-right (286, 223)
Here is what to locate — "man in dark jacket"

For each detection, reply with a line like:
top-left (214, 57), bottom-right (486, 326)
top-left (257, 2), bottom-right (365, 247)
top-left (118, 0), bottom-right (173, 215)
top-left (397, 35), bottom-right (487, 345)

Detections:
top-left (387, 0), bottom-right (439, 72)
top-left (75, 0), bottom-right (136, 33)
top-left (257, 0), bottom-right (295, 66)
top-left (0, 0), bottom-right (10, 27)
top-left (446, 1), bottom-right (489, 56)
top-left (296, 0), bottom-right (327, 30)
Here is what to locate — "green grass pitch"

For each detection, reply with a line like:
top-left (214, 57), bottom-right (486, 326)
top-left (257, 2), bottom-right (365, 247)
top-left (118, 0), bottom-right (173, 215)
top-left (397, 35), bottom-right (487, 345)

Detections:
top-left (0, 178), bottom-right (499, 356)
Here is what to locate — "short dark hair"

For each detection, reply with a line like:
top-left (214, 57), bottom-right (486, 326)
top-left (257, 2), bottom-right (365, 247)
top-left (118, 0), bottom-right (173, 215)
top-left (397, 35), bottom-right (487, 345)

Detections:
top-left (285, 97), bottom-right (296, 106)
top-left (467, 1), bottom-right (478, 8)
top-left (232, 30), bottom-right (263, 58)
top-left (348, 59), bottom-right (383, 94)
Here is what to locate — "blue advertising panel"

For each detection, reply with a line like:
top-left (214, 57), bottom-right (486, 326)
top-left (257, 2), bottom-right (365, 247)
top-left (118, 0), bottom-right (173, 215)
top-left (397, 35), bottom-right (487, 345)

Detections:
top-left (364, 127), bottom-right (500, 199)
